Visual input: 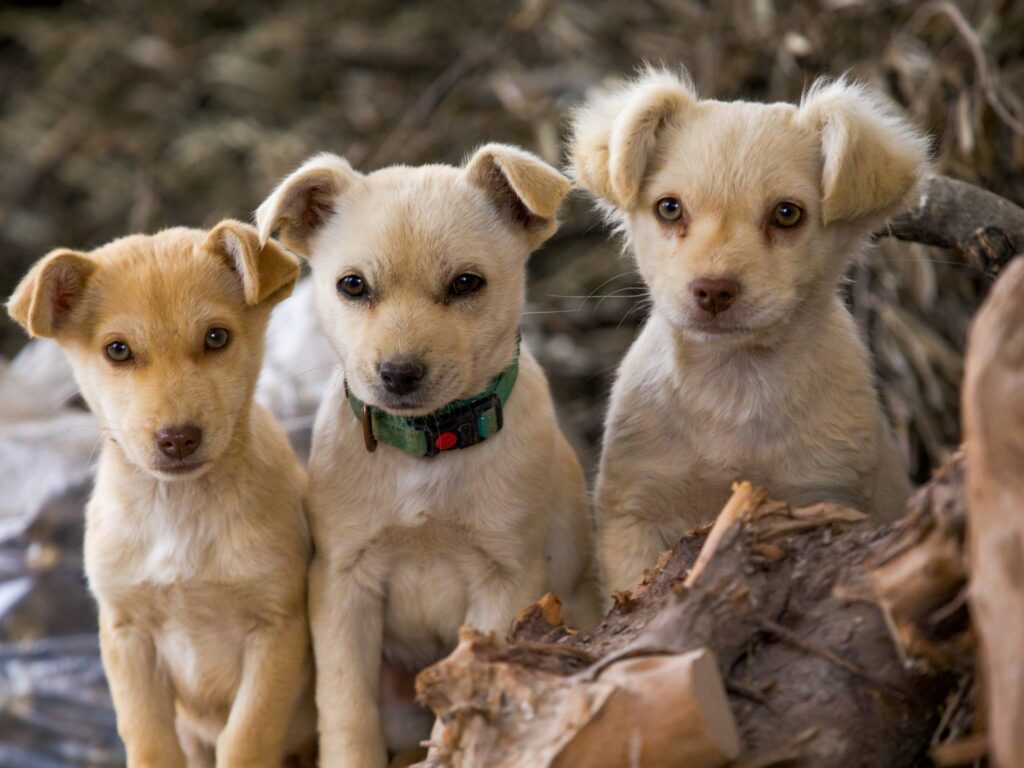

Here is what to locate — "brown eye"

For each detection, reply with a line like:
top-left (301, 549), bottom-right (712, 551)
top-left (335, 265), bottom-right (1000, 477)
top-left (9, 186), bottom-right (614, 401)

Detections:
top-left (338, 274), bottom-right (367, 298)
top-left (771, 202), bottom-right (803, 228)
top-left (105, 341), bottom-right (132, 363)
top-left (655, 197), bottom-right (684, 222)
top-left (449, 273), bottom-right (485, 297)
top-left (205, 328), bottom-right (230, 350)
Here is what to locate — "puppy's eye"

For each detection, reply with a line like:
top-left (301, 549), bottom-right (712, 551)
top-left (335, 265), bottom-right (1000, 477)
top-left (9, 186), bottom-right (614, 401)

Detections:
top-left (655, 197), bottom-right (684, 222)
top-left (205, 328), bottom-right (230, 351)
top-left (771, 202), bottom-right (804, 228)
top-left (105, 341), bottom-right (132, 363)
top-left (337, 274), bottom-right (367, 298)
top-left (449, 273), bottom-right (485, 297)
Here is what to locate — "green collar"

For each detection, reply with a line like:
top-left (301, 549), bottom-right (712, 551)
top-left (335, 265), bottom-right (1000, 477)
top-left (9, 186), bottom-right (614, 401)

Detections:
top-left (346, 344), bottom-right (520, 458)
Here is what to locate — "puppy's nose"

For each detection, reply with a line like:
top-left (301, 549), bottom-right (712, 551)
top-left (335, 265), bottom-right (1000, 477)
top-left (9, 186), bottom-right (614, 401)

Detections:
top-left (691, 278), bottom-right (741, 315)
top-left (379, 358), bottom-right (426, 396)
top-left (156, 425), bottom-right (203, 460)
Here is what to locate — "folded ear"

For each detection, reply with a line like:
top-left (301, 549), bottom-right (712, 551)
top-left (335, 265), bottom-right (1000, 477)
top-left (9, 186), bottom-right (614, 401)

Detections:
top-left (205, 219), bottom-right (301, 306)
top-left (569, 69), bottom-right (696, 210)
top-left (255, 152), bottom-right (362, 256)
top-left (7, 249), bottom-right (96, 338)
top-left (798, 79), bottom-right (930, 225)
top-left (463, 143), bottom-right (571, 248)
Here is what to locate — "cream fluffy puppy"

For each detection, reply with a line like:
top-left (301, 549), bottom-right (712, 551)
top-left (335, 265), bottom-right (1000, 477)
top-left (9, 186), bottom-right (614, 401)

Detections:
top-left (570, 71), bottom-right (928, 595)
top-left (7, 223), bottom-right (315, 767)
top-left (257, 143), bottom-right (601, 767)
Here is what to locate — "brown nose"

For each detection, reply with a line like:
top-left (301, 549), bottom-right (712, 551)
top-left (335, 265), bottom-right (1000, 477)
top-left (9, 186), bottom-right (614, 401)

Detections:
top-left (156, 425), bottom-right (203, 460)
top-left (691, 278), bottom-right (741, 315)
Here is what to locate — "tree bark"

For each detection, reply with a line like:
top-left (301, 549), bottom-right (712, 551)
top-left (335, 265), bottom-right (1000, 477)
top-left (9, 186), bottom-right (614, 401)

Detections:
top-left (416, 476), bottom-right (972, 768)
top-left (963, 256), bottom-right (1024, 767)
top-left (883, 175), bottom-right (1024, 278)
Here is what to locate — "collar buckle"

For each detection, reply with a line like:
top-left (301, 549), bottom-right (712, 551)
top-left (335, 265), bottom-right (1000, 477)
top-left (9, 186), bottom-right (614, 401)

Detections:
top-left (362, 403), bottom-right (378, 452)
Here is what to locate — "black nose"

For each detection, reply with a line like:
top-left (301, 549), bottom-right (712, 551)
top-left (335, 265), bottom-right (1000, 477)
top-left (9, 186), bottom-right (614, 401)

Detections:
top-left (156, 425), bottom-right (203, 460)
top-left (691, 277), bottom-right (741, 315)
top-left (379, 358), bottom-right (426, 396)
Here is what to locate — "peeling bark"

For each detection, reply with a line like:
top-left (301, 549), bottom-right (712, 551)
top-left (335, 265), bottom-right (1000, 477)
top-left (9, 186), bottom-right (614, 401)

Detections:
top-left (963, 256), bottom-right (1024, 767)
top-left (417, 480), bottom-right (971, 768)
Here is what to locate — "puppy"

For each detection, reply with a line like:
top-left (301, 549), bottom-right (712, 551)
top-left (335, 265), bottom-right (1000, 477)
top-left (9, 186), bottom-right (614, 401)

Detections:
top-left (7, 223), bottom-right (315, 767)
top-left (569, 70), bottom-right (927, 594)
top-left (256, 143), bottom-right (601, 767)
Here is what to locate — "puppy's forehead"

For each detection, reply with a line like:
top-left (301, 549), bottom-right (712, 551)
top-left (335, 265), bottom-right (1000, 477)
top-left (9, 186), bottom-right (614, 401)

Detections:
top-left (652, 101), bottom-right (821, 210)
top-left (338, 166), bottom-right (500, 273)
top-left (85, 229), bottom-right (243, 333)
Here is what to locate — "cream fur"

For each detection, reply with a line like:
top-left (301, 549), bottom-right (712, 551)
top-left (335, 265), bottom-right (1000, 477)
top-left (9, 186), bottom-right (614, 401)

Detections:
top-left (257, 143), bottom-right (599, 767)
top-left (7, 224), bottom-right (315, 767)
top-left (569, 69), bottom-right (928, 595)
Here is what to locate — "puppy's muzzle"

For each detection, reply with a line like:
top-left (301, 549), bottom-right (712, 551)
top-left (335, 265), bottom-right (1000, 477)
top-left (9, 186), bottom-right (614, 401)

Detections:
top-left (155, 424), bottom-right (203, 460)
top-left (691, 277), bottom-right (741, 315)
top-left (379, 357), bottom-right (427, 396)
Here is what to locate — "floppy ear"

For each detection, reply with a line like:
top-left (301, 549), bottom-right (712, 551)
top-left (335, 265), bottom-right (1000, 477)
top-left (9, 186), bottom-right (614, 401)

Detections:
top-left (205, 219), bottom-right (301, 306)
top-left (7, 249), bottom-right (96, 338)
top-left (255, 152), bottom-right (362, 256)
top-left (463, 143), bottom-right (571, 248)
top-left (569, 69), bottom-right (696, 210)
top-left (798, 79), bottom-right (930, 225)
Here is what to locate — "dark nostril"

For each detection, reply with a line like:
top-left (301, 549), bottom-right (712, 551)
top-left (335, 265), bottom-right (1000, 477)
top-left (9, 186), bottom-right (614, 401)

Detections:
top-left (691, 278), bottom-right (741, 315)
top-left (156, 425), bottom-right (203, 460)
top-left (379, 358), bottom-right (427, 396)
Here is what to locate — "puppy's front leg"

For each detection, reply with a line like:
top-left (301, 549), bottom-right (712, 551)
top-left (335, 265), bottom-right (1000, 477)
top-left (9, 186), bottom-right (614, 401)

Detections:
top-left (595, 504), bottom-right (671, 596)
top-left (99, 615), bottom-right (186, 768)
top-left (464, 552), bottom-right (546, 638)
top-left (309, 553), bottom-right (388, 768)
top-left (215, 614), bottom-right (309, 768)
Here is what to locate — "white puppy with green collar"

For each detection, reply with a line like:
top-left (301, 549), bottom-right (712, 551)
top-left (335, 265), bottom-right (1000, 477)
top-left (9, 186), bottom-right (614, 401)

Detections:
top-left (257, 144), bottom-right (601, 767)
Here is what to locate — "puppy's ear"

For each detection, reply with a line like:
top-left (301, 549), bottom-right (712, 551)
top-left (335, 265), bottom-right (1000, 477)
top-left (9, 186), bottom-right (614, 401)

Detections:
top-left (205, 219), bottom-right (301, 306)
top-left (7, 249), bottom-right (96, 338)
top-left (569, 69), bottom-right (696, 210)
top-left (464, 143), bottom-right (571, 248)
top-left (798, 79), bottom-right (930, 225)
top-left (255, 153), bottom-right (362, 256)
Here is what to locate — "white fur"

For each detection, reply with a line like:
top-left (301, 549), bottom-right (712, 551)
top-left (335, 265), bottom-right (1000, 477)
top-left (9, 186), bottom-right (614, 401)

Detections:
top-left (569, 69), bottom-right (928, 595)
top-left (257, 143), bottom-right (601, 767)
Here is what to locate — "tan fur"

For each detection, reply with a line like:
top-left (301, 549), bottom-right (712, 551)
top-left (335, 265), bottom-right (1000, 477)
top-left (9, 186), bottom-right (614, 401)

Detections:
top-left (7, 223), bottom-right (315, 767)
top-left (569, 70), bottom-right (928, 595)
top-left (257, 143), bottom-right (601, 767)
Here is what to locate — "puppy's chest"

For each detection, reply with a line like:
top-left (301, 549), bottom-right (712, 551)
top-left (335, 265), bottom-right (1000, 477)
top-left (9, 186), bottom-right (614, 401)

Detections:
top-left (87, 494), bottom-right (293, 589)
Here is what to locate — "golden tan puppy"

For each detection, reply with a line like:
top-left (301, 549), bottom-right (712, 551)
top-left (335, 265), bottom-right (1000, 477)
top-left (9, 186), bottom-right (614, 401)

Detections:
top-left (257, 144), bottom-right (601, 767)
top-left (569, 70), bottom-right (928, 595)
top-left (7, 223), bottom-right (315, 768)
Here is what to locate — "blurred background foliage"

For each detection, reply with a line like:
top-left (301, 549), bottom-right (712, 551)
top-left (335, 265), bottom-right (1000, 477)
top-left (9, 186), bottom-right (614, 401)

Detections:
top-left (2, 0), bottom-right (1022, 478)
top-left (0, 0), bottom-right (1022, 763)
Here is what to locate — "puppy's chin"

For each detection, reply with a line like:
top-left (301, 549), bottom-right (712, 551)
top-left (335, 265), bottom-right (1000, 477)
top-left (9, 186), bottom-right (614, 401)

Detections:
top-left (351, 382), bottom-right (451, 418)
top-left (145, 460), bottom-right (212, 483)
top-left (350, 370), bottom-right (470, 417)
top-left (671, 309), bottom-right (788, 347)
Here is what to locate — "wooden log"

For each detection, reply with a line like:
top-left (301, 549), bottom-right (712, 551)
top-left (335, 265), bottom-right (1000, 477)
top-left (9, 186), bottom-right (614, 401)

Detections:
top-left (416, 636), bottom-right (738, 768)
top-left (963, 256), bottom-right (1024, 767)
top-left (869, 454), bottom-right (972, 672)
top-left (416, 477), bottom-right (972, 767)
top-left (552, 649), bottom-right (738, 768)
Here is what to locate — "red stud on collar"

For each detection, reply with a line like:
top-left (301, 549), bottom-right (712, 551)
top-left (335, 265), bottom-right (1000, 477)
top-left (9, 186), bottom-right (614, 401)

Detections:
top-left (434, 432), bottom-right (457, 451)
